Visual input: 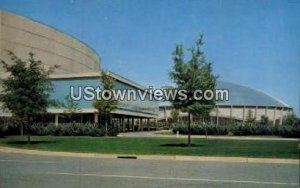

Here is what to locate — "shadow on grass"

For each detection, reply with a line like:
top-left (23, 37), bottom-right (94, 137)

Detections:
top-left (7, 140), bottom-right (59, 145)
top-left (160, 143), bottom-right (200, 147)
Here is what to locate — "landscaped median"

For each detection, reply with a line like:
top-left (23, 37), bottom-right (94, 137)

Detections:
top-left (0, 136), bottom-right (299, 159)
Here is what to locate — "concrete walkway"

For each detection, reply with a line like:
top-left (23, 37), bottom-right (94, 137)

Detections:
top-left (0, 146), bottom-right (298, 164)
top-left (118, 130), bottom-right (300, 141)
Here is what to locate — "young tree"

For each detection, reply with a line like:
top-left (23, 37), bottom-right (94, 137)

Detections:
top-left (283, 113), bottom-right (298, 126)
top-left (170, 35), bottom-right (217, 146)
top-left (245, 109), bottom-right (256, 125)
top-left (93, 70), bottom-right (118, 136)
top-left (170, 109), bottom-right (180, 123)
top-left (0, 51), bottom-right (56, 144)
top-left (260, 115), bottom-right (270, 126)
top-left (62, 95), bottom-right (81, 123)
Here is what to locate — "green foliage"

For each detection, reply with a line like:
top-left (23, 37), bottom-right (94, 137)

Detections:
top-left (93, 70), bottom-right (118, 116)
top-left (62, 95), bottom-right (81, 122)
top-left (260, 115), bottom-right (270, 126)
top-left (169, 35), bottom-right (217, 116)
top-left (0, 117), bottom-right (20, 136)
top-left (282, 113), bottom-right (298, 126)
top-left (4, 122), bottom-right (119, 137)
top-left (93, 70), bottom-right (119, 136)
top-left (245, 110), bottom-right (256, 125)
top-left (170, 109), bottom-right (180, 122)
top-left (169, 35), bottom-right (217, 146)
top-left (172, 122), bottom-right (300, 138)
top-left (0, 51), bottom-right (56, 142)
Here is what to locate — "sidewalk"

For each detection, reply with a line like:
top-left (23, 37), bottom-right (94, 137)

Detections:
top-left (118, 130), bottom-right (300, 141)
top-left (0, 146), bottom-right (298, 164)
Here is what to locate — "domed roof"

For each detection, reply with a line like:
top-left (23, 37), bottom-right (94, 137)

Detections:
top-left (216, 81), bottom-right (289, 107)
top-left (159, 81), bottom-right (290, 108)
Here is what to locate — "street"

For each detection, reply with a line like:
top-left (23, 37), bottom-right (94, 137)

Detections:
top-left (0, 151), bottom-right (298, 188)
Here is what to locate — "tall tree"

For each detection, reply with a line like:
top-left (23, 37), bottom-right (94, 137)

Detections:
top-left (0, 51), bottom-right (56, 143)
top-left (93, 70), bottom-right (118, 136)
top-left (170, 35), bottom-right (217, 146)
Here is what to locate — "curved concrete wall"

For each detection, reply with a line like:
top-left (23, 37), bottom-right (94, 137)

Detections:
top-left (0, 10), bottom-right (100, 77)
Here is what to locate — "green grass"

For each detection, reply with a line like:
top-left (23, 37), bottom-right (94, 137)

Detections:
top-left (0, 136), bottom-right (299, 159)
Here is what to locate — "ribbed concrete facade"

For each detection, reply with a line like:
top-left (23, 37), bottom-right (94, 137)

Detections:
top-left (0, 10), bottom-right (100, 78)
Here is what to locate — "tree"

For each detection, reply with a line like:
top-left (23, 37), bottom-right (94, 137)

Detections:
top-left (93, 70), bottom-right (118, 136)
top-left (170, 109), bottom-right (180, 123)
top-left (260, 115), bottom-right (270, 126)
top-left (0, 51), bottom-right (56, 144)
top-left (170, 35), bottom-right (217, 146)
top-left (283, 113), bottom-right (298, 126)
top-left (245, 110), bottom-right (256, 125)
top-left (62, 95), bottom-right (81, 123)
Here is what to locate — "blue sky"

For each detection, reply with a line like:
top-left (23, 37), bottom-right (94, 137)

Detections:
top-left (1, 0), bottom-right (299, 115)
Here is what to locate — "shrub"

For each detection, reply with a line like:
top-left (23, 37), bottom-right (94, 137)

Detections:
top-left (4, 122), bottom-right (111, 137)
top-left (0, 124), bottom-right (6, 137)
top-left (0, 117), bottom-right (20, 136)
top-left (172, 122), bottom-right (300, 138)
top-left (107, 124), bottom-right (119, 136)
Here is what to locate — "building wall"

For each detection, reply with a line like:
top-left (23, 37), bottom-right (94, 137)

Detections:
top-left (0, 10), bottom-right (100, 78)
top-left (159, 105), bottom-right (293, 124)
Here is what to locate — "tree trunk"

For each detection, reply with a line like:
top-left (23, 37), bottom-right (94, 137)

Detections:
top-left (105, 115), bottom-right (108, 136)
top-left (202, 117), bottom-right (208, 139)
top-left (188, 112), bottom-right (191, 147)
top-left (20, 123), bottom-right (24, 136)
top-left (27, 133), bottom-right (31, 144)
top-left (25, 119), bottom-right (31, 144)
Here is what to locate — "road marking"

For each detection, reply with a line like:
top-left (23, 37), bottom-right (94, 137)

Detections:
top-left (47, 172), bottom-right (299, 186)
top-left (0, 159), bottom-right (61, 164)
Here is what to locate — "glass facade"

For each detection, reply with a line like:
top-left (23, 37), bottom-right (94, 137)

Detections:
top-left (49, 77), bottom-right (159, 115)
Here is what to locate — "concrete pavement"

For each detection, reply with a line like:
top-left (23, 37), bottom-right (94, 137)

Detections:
top-left (0, 151), bottom-right (299, 188)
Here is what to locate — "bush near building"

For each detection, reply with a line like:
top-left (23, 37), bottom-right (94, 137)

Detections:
top-left (172, 122), bottom-right (300, 138)
top-left (0, 120), bottom-right (119, 137)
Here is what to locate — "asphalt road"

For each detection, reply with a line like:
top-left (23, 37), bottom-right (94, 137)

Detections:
top-left (0, 152), bottom-right (298, 188)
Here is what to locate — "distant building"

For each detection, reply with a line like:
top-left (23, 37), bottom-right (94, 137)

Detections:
top-left (159, 81), bottom-right (293, 125)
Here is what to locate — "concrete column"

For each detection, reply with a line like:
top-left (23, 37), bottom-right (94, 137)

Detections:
top-left (54, 114), bottom-right (59, 126)
top-left (230, 105), bottom-right (233, 123)
top-left (131, 118), bottom-right (134, 132)
top-left (122, 116), bottom-right (125, 132)
top-left (273, 107), bottom-right (276, 126)
top-left (94, 113), bottom-right (98, 123)
top-left (127, 118), bottom-right (130, 132)
top-left (140, 118), bottom-right (143, 131)
top-left (255, 106), bottom-right (258, 121)
top-left (164, 106), bottom-right (167, 122)
top-left (265, 107), bottom-right (268, 116)
top-left (280, 108), bottom-right (283, 125)
top-left (242, 106), bottom-right (246, 125)
top-left (147, 118), bottom-right (150, 131)
top-left (216, 105), bottom-right (219, 126)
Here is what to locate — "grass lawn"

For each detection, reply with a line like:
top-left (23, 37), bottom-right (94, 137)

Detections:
top-left (0, 136), bottom-right (299, 159)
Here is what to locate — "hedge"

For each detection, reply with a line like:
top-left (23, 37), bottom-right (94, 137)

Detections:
top-left (0, 122), bottom-right (119, 137)
top-left (172, 122), bottom-right (300, 138)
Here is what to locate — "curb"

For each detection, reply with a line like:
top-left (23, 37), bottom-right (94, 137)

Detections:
top-left (0, 146), bottom-right (298, 164)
